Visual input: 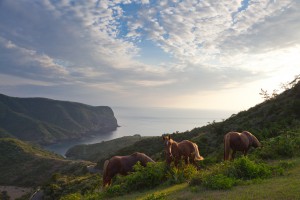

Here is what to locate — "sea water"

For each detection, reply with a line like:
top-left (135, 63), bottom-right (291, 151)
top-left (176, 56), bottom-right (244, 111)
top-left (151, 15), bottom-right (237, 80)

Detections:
top-left (44, 107), bottom-right (235, 156)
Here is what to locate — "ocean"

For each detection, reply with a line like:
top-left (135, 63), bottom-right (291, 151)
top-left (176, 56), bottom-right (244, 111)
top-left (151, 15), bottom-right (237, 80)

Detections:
top-left (44, 107), bottom-right (234, 156)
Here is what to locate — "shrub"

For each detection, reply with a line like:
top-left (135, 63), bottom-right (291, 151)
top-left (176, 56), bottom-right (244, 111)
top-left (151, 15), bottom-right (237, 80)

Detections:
top-left (196, 156), bottom-right (218, 169)
top-left (190, 170), bottom-right (236, 190)
top-left (42, 174), bottom-right (101, 199)
top-left (103, 162), bottom-right (167, 197)
top-left (189, 171), bottom-right (203, 187)
top-left (166, 164), bottom-right (197, 184)
top-left (203, 174), bottom-right (236, 190)
top-left (190, 157), bottom-right (272, 190)
top-left (255, 134), bottom-right (300, 159)
top-left (104, 184), bottom-right (126, 197)
top-left (225, 157), bottom-right (272, 180)
top-left (103, 162), bottom-right (199, 197)
top-left (123, 162), bottom-right (166, 191)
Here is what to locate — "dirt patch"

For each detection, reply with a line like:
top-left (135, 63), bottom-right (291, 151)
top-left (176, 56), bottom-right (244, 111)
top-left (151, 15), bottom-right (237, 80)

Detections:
top-left (0, 186), bottom-right (32, 200)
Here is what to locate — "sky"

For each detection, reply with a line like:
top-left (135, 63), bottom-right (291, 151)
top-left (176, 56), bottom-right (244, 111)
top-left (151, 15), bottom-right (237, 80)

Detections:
top-left (0, 0), bottom-right (299, 111)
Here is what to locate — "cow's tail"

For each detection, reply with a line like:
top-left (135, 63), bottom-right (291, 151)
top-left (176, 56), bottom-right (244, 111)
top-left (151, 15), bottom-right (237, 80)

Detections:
top-left (224, 133), bottom-right (230, 161)
top-left (102, 160), bottom-right (109, 187)
top-left (193, 143), bottom-right (204, 160)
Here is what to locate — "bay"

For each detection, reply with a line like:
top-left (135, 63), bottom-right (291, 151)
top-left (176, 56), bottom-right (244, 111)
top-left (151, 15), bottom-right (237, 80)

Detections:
top-left (44, 107), bottom-right (234, 156)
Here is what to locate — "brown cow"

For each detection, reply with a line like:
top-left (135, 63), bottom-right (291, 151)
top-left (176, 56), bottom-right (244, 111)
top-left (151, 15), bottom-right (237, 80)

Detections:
top-left (102, 152), bottom-right (155, 187)
top-left (224, 131), bottom-right (261, 161)
top-left (162, 135), bottom-right (204, 167)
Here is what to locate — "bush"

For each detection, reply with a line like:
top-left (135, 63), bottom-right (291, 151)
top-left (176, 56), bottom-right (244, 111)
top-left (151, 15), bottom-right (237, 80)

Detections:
top-left (104, 184), bottom-right (126, 197)
top-left (190, 170), bottom-right (236, 190)
top-left (225, 157), bottom-right (271, 180)
top-left (103, 162), bottom-right (199, 197)
top-left (196, 156), bottom-right (218, 169)
top-left (103, 162), bottom-right (167, 197)
top-left (255, 134), bottom-right (300, 159)
top-left (123, 162), bottom-right (166, 191)
top-left (190, 157), bottom-right (272, 190)
top-left (203, 174), bottom-right (236, 190)
top-left (42, 174), bottom-right (101, 199)
top-left (166, 164), bottom-right (198, 184)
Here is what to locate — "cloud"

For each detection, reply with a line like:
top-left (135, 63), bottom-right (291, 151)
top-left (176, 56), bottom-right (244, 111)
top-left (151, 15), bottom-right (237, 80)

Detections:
top-left (0, 0), bottom-right (299, 109)
top-left (125, 0), bottom-right (296, 65)
top-left (0, 37), bottom-right (69, 81)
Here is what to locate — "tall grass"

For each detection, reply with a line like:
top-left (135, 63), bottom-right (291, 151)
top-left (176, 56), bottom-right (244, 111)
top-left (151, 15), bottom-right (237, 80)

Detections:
top-left (190, 157), bottom-right (273, 190)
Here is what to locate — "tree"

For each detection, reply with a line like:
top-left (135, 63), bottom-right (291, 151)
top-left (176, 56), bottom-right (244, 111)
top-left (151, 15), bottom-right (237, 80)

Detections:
top-left (260, 74), bottom-right (300, 101)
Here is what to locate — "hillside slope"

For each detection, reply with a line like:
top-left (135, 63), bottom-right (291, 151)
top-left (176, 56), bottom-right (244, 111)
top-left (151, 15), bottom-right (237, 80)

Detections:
top-left (110, 158), bottom-right (300, 200)
top-left (76, 79), bottom-right (300, 168)
top-left (0, 94), bottom-right (118, 144)
top-left (0, 138), bottom-right (91, 186)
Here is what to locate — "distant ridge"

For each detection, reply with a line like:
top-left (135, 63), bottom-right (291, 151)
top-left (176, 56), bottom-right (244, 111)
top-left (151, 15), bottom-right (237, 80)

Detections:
top-left (0, 137), bottom-right (90, 186)
top-left (0, 94), bottom-right (118, 145)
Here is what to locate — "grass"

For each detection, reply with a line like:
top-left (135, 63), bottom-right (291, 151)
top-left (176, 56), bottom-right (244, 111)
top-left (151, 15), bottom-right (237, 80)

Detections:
top-left (0, 138), bottom-right (91, 186)
top-left (109, 183), bottom-right (188, 200)
top-left (106, 158), bottom-right (300, 200)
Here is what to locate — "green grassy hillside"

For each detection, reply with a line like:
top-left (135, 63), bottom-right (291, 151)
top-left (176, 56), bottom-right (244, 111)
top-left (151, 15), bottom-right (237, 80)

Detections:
top-left (32, 76), bottom-right (300, 199)
top-left (110, 158), bottom-right (300, 200)
top-left (62, 77), bottom-right (300, 169)
top-left (85, 79), bottom-right (300, 168)
top-left (0, 94), bottom-right (118, 144)
top-left (0, 138), bottom-right (91, 187)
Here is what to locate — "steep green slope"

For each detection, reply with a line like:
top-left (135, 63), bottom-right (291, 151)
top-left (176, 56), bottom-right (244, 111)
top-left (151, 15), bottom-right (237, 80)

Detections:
top-left (0, 138), bottom-right (91, 186)
top-left (0, 94), bottom-right (118, 144)
top-left (87, 79), bottom-right (300, 168)
top-left (39, 77), bottom-right (300, 199)
top-left (191, 78), bottom-right (300, 156)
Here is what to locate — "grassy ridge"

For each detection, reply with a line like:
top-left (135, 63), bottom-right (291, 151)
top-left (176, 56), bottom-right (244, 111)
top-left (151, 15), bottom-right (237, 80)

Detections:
top-left (78, 80), bottom-right (300, 168)
top-left (0, 138), bottom-right (91, 186)
top-left (0, 94), bottom-right (118, 144)
top-left (2, 78), bottom-right (299, 199)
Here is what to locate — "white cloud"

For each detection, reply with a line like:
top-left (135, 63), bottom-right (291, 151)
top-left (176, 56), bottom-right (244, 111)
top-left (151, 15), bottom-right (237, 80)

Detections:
top-left (0, 0), bottom-right (299, 109)
top-left (0, 37), bottom-right (69, 79)
top-left (126, 0), bottom-right (296, 67)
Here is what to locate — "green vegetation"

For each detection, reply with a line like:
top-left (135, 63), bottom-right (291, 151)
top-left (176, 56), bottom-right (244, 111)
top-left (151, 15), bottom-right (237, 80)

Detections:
top-left (190, 157), bottom-right (273, 190)
top-left (82, 78), bottom-right (300, 168)
top-left (253, 131), bottom-right (300, 159)
top-left (1, 77), bottom-right (300, 199)
top-left (40, 157), bottom-right (299, 199)
top-left (41, 161), bottom-right (198, 199)
top-left (0, 138), bottom-right (91, 186)
top-left (42, 173), bottom-right (101, 200)
top-left (0, 93), bottom-right (118, 145)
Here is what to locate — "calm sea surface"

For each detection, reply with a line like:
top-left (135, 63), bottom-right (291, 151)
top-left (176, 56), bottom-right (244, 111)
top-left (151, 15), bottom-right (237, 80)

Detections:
top-left (44, 107), bottom-right (234, 156)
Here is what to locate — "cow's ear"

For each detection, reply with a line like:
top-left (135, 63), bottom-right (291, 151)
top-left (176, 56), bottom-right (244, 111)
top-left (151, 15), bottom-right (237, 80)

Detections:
top-left (168, 135), bottom-right (171, 140)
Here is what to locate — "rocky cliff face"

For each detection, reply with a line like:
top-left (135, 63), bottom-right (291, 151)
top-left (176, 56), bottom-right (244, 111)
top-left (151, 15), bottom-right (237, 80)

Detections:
top-left (0, 94), bottom-right (118, 144)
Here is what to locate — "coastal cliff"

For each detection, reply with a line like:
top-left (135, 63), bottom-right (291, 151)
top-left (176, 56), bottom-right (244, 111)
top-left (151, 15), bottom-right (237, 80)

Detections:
top-left (0, 94), bottom-right (118, 145)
